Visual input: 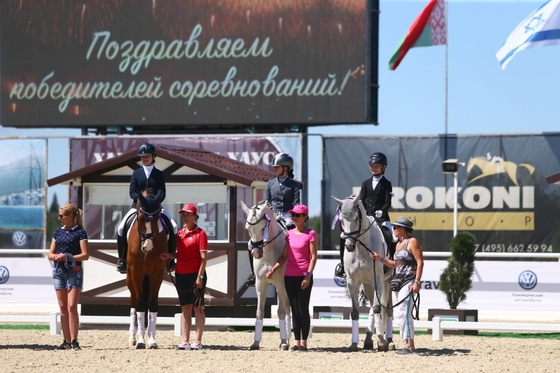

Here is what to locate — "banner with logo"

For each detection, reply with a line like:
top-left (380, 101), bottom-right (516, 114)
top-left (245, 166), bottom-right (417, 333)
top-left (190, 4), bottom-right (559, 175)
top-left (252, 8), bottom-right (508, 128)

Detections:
top-left (1, 1), bottom-right (371, 127)
top-left (311, 259), bottom-right (560, 311)
top-left (322, 134), bottom-right (560, 254)
top-left (0, 139), bottom-right (46, 250)
top-left (0, 258), bottom-right (56, 303)
top-left (69, 135), bottom-right (301, 177)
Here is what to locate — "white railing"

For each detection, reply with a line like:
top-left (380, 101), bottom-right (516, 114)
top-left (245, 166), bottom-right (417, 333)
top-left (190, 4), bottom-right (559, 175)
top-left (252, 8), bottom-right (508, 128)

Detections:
top-left (2, 312), bottom-right (559, 341)
top-left (318, 250), bottom-right (560, 260)
top-left (3, 249), bottom-right (559, 260)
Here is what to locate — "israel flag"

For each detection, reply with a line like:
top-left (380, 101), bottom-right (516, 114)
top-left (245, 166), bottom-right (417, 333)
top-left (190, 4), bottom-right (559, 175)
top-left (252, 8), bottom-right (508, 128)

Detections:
top-left (496, 0), bottom-right (560, 69)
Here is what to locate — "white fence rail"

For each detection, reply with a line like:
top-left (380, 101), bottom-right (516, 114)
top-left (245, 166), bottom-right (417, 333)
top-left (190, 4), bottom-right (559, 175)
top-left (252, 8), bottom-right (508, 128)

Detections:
top-left (1, 313), bottom-right (559, 341)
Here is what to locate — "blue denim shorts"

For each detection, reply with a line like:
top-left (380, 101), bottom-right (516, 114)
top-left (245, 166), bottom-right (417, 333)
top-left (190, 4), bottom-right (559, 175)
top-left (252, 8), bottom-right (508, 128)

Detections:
top-left (52, 265), bottom-right (83, 290)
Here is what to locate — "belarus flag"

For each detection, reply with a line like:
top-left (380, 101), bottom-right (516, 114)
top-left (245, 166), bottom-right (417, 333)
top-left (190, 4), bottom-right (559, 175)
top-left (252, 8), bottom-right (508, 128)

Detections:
top-left (388, 0), bottom-right (447, 70)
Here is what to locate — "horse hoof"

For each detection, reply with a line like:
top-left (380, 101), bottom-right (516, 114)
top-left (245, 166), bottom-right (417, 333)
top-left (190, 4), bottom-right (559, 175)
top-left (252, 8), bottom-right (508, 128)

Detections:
top-left (363, 341), bottom-right (374, 350)
top-left (279, 343), bottom-right (289, 351)
top-left (250, 343), bottom-right (260, 351)
top-left (128, 338), bottom-right (136, 348)
top-left (348, 343), bottom-right (359, 352)
top-left (388, 342), bottom-right (396, 351)
top-left (148, 343), bottom-right (158, 349)
top-left (136, 343), bottom-right (146, 349)
top-left (377, 342), bottom-right (389, 352)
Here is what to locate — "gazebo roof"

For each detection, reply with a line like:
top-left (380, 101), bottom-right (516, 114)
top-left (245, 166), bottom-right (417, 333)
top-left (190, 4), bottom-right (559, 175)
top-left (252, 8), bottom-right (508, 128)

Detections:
top-left (47, 144), bottom-right (277, 187)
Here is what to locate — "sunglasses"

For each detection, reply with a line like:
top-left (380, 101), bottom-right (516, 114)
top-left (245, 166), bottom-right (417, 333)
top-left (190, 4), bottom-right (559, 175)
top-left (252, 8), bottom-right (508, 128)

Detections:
top-left (58, 214), bottom-right (70, 219)
top-left (292, 213), bottom-right (306, 217)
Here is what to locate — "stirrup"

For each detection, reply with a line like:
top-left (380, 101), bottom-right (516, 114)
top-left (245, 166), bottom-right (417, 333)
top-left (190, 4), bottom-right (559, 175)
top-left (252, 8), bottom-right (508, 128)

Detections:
top-left (334, 263), bottom-right (345, 278)
top-left (116, 259), bottom-right (128, 274)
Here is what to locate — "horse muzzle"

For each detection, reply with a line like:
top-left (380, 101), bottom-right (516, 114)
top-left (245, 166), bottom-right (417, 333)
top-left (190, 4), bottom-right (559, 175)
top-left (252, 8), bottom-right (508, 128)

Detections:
top-left (341, 233), bottom-right (357, 252)
top-left (251, 247), bottom-right (263, 260)
top-left (141, 239), bottom-right (154, 253)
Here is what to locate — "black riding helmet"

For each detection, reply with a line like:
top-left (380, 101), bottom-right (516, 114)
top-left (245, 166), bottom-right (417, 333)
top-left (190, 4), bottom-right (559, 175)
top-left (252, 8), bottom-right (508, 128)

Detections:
top-left (368, 152), bottom-right (387, 174)
top-left (270, 153), bottom-right (294, 170)
top-left (138, 143), bottom-right (157, 163)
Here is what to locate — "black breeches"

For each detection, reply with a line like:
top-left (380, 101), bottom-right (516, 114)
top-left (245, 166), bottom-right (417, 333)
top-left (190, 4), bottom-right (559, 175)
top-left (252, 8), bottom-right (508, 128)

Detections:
top-left (284, 276), bottom-right (313, 340)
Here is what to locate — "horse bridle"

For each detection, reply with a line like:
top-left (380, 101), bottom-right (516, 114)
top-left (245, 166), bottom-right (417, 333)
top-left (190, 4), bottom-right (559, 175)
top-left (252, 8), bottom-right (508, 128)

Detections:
top-left (246, 202), bottom-right (283, 250)
top-left (339, 206), bottom-right (375, 254)
top-left (137, 205), bottom-right (162, 247)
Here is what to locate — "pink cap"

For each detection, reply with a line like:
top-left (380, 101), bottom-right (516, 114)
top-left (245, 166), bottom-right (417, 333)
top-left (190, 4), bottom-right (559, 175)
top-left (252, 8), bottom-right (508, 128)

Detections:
top-left (178, 203), bottom-right (198, 215)
top-left (289, 204), bottom-right (309, 215)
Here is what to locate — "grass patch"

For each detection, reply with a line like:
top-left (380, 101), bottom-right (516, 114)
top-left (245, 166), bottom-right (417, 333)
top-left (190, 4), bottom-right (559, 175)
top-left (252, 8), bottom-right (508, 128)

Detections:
top-left (0, 324), bottom-right (49, 330)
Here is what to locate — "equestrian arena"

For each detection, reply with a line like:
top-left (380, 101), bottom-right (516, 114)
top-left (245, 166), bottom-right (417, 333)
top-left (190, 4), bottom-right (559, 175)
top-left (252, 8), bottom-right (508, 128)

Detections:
top-left (0, 326), bottom-right (556, 372)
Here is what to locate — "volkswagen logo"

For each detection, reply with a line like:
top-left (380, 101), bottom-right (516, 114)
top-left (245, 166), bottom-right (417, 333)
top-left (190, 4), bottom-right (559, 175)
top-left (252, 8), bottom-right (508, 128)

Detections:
top-left (518, 270), bottom-right (537, 290)
top-left (12, 231), bottom-right (27, 247)
top-left (334, 275), bottom-right (346, 287)
top-left (0, 266), bottom-right (9, 284)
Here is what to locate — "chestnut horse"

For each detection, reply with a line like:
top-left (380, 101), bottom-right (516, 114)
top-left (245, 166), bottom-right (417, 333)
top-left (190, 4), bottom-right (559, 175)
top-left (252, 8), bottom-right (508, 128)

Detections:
top-left (126, 192), bottom-right (169, 349)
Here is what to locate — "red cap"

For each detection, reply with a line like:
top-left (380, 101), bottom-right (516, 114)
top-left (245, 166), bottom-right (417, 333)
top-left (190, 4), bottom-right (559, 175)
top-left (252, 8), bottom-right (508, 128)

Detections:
top-left (178, 203), bottom-right (198, 215)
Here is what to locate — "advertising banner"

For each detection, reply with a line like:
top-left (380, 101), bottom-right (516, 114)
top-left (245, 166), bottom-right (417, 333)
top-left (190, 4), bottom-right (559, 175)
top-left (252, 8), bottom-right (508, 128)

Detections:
top-left (0, 139), bottom-right (46, 250)
top-left (0, 258), bottom-right (56, 303)
top-left (322, 134), bottom-right (560, 255)
top-left (1, 1), bottom-right (370, 127)
top-left (311, 259), bottom-right (560, 311)
top-left (69, 135), bottom-right (301, 176)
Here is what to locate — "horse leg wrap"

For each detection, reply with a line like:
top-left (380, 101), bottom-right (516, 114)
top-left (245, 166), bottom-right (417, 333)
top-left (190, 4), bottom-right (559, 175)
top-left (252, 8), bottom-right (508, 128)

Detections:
top-left (279, 319), bottom-right (287, 340)
top-left (129, 308), bottom-right (137, 335)
top-left (137, 312), bottom-right (146, 340)
top-left (285, 314), bottom-right (292, 340)
top-left (147, 311), bottom-right (157, 338)
top-left (386, 317), bottom-right (393, 339)
top-left (351, 320), bottom-right (360, 344)
top-left (254, 319), bottom-right (264, 342)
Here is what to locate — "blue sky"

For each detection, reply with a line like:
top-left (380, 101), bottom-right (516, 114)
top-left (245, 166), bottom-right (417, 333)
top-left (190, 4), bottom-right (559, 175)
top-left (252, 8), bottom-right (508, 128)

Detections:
top-left (1, 0), bottom-right (559, 215)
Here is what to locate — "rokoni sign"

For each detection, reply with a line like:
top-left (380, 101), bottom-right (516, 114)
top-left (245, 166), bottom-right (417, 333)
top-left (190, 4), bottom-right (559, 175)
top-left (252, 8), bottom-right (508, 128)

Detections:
top-left (323, 134), bottom-right (560, 254)
top-left (0, 1), bottom-right (372, 127)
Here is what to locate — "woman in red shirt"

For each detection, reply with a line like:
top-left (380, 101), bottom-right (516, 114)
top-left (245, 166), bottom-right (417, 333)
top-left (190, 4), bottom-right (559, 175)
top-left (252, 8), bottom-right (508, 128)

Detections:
top-left (161, 203), bottom-right (207, 350)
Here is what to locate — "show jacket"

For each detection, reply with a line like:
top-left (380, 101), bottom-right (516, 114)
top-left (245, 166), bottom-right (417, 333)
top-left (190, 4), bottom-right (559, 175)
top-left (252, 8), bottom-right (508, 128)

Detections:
top-left (358, 175), bottom-right (392, 222)
top-left (265, 177), bottom-right (301, 214)
top-left (129, 166), bottom-right (166, 208)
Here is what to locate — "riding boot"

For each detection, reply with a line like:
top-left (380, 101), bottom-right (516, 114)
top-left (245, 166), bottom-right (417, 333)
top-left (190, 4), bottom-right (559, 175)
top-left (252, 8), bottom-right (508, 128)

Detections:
top-left (167, 229), bottom-right (177, 272)
top-left (334, 236), bottom-right (345, 278)
top-left (246, 247), bottom-right (256, 286)
top-left (162, 215), bottom-right (177, 272)
top-left (116, 234), bottom-right (128, 274)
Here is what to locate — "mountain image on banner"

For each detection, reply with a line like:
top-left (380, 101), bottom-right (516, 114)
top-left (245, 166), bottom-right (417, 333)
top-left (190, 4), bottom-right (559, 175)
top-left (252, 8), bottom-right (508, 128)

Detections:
top-left (389, 0), bottom-right (447, 70)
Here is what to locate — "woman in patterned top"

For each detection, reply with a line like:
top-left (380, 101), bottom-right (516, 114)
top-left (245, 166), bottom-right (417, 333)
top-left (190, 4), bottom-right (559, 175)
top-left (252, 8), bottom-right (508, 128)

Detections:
top-left (370, 216), bottom-right (424, 355)
top-left (47, 203), bottom-right (90, 350)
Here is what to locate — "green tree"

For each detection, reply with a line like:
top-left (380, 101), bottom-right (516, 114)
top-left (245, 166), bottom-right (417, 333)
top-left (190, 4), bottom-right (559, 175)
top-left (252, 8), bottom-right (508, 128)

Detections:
top-left (308, 216), bottom-right (320, 236)
top-left (49, 193), bottom-right (60, 212)
top-left (47, 193), bottom-right (61, 240)
top-left (439, 232), bottom-right (477, 309)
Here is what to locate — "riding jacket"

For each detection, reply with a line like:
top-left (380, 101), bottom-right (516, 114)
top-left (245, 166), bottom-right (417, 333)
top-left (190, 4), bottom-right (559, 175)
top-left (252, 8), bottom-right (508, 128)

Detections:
top-left (129, 165), bottom-right (166, 208)
top-left (264, 177), bottom-right (301, 214)
top-left (358, 175), bottom-right (392, 222)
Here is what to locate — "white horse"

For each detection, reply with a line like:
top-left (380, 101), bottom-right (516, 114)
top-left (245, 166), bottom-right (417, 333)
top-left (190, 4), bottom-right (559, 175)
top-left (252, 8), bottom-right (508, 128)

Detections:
top-left (240, 200), bottom-right (291, 351)
top-left (332, 194), bottom-right (391, 352)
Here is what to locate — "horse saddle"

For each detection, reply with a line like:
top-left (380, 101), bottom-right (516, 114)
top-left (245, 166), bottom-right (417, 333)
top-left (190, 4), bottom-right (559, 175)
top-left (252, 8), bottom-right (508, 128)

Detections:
top-left (380, 225), bottom-right (396, 259)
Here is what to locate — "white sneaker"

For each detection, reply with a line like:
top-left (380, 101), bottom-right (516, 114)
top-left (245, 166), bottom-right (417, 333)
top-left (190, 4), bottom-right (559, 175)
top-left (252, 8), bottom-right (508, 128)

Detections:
top-left (190, 341), bottom-right (202, 350)
top-left (177, 340), bottom-right (190, 350)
